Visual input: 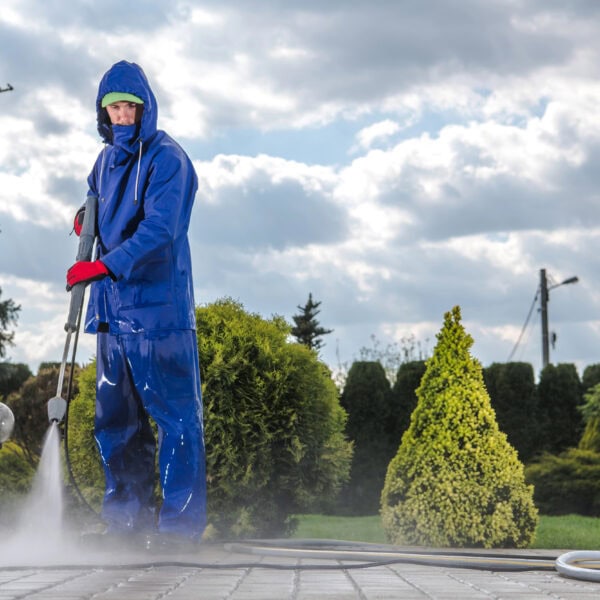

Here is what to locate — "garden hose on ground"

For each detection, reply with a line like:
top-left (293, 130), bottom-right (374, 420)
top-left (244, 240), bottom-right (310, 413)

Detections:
top-left (555, 550), bottom-right (600, 582)
top-left (226, 539), bottom-right (600, 581)
top-left (224, 539), bottom-right (558, 572)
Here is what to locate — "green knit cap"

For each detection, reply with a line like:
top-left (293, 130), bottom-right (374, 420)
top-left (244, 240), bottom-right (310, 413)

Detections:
top-left (101, 92), bottom-right (144, 108)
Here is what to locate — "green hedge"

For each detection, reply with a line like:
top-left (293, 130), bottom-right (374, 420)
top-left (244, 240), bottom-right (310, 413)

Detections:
top-left (526, 449), bottom-right (600, 516)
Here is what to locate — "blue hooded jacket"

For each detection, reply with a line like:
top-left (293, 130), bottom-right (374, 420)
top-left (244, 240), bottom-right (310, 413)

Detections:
top-left (84, 60), bottom-right (198, 334)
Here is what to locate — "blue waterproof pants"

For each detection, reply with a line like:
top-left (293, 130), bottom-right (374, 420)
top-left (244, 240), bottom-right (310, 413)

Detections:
top-left (94, 330), bottom-right (207, 540)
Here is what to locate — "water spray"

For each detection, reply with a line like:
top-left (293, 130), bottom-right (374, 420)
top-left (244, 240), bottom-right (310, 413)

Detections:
top-left (0, 402), bottom-right (15, 448)
top-left (47, 194), bottom-right (98, 424)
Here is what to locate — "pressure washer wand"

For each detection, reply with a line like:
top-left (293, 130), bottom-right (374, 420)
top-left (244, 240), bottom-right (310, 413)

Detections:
top-left (47, 195), bottom-right (98, 423)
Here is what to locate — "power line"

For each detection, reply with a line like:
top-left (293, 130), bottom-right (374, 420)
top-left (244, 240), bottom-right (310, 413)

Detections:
top-left (507, 287), bottom-right (539, 362)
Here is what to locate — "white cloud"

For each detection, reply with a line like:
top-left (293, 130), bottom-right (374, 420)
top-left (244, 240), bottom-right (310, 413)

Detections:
top-left (354, 120), bottom-right (401, 151)
top-left (0, 274), bottom-right (96, 369)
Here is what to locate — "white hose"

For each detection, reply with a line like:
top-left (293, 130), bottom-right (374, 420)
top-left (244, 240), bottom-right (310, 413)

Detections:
top-left (555, 551), bottom-right (600, 582)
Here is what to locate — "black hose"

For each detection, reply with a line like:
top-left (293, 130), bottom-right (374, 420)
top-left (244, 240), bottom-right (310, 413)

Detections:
top-left (62, 291), bottom-right (102, 521)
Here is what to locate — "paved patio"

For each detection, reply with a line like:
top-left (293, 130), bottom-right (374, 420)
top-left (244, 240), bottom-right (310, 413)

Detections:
top-left (0, 538), bottom-right (599, 599)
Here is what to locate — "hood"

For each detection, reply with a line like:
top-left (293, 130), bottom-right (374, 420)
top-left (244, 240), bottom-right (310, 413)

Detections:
top-left (96, 60), bottom-right (158, 145)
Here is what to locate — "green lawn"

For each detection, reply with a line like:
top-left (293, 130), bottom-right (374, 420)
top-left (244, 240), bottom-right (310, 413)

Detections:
top-left (293, 514), bottom-right (600, 549)
top-left (532, 514), bottom-right (600, 550)
top-left (293, 514), bottom-right (386, 544)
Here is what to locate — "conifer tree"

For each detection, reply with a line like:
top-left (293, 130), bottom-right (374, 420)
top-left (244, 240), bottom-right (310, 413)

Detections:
top-left (538, 363), bottom-right (583, 454)
top-left (389, 360), bottom-right (427, 444)
top-left (0, 288), bottom-right (21, 387)
top-left (291, 293), bottom-right (333, 351)
top-left (582, 364), bottom-right (600, 393)
top-left (0, 363), bottom-right (31, 401)
top-left (381, 306), bottom-right (538, 548)
top-left (483, 362), bottom-right (539, 462)
top-left (339, 361), bottom-right (392, 514)
top-left (0, 288), bottom-right (19, 359)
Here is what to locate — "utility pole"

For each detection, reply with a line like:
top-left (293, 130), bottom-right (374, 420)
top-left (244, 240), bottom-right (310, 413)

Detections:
top-left (0, 84), bottom-right (13, 93)
top-left (540, 268), bottom-right (579, 369)
top-left (540, 269), bottom-right (550, 369)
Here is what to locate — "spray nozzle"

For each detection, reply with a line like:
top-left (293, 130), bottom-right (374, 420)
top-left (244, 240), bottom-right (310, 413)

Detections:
top-left (47, 396), bottom-right (67, 424)
top-left (0, 402), bottom-right (15, 446)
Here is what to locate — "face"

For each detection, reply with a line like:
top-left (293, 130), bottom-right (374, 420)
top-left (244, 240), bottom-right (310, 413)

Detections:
top-left (105, 101), bottom-right (143, 126)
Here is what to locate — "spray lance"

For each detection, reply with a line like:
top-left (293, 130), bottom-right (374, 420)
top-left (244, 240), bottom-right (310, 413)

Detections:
top-left (47, 194), bottom-right (98, 423)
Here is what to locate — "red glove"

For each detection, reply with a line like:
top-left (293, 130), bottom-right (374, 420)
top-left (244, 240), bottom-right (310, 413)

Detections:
top-left (66, 260), bottom-right (109, 290)
top-left (73, 207), bottom-right (85, 236)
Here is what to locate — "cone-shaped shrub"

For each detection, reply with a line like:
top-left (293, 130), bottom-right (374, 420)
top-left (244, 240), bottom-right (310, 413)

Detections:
top-left (381, 306), bottom-right (538, 548)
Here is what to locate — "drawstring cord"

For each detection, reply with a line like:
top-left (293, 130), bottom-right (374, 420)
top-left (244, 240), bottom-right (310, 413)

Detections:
top-left (98, 144), bottom-right (107, 198)
top-left (134, 140), bottom-right (142, 204)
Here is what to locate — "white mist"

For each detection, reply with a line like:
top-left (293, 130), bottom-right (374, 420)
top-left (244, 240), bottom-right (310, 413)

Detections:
top-left (0, 423), bottom-right (76, 565)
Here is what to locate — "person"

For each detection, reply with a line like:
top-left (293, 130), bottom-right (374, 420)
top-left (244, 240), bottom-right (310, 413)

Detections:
top-left (67, 60), bottom-right (206, 548)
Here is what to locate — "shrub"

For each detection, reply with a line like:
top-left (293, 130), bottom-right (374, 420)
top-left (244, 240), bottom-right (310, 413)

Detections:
top-left (523, 383), bottom-right (600, 517)
top-left (63, 359), bottom-right (104, 510)
top-left (65, 299), bottom-right (353, 538)
top-left (0, 362), bottom-right (32, 401)
top-left (537, 363), bottom-right (583, 454)
top-left (61, 300), bottom-right (352, 536)
top-left (381, 306), bottom-right (538, 548)
top-left (525, 449), bottom-right (600, 516)
top-left (338, 361), bottom-right (392, 514)
top-left (389, 360), bottom-right (427, 443)
top-left (0, 441), bottom-right (34, 494)
top-left (0, 442), bottom-right (34, 529)
top-left (582, 364), bottom-right (600, 393)
top-left (198, 298), bottom-right (352, 537)
top-left (483, 362), bottom-right (539, 461)
top-left (7, 365), bottom-right (79, 465)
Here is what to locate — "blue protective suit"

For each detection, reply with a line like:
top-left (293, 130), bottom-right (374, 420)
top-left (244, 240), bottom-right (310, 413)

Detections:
top-left (84, 61), bottom-right (206, 539)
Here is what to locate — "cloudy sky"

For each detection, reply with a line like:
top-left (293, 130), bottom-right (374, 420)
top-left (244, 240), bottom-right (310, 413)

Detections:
top-left (0, 0), bottom-right (598, 380)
